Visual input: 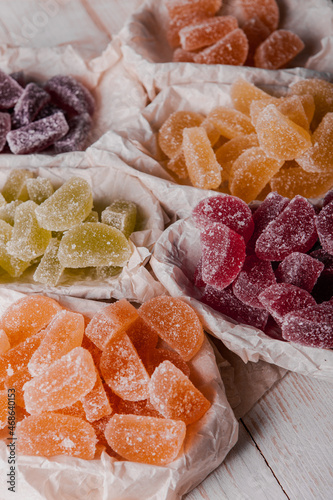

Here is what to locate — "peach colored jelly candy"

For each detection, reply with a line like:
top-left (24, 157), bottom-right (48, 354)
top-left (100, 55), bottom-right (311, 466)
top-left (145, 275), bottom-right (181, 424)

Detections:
top-left (117, 398), bottom-right (162, 418)
top-left (1, 294), bottom-right (62, 347)
top-left (0, 329), bottom-right (10, 354)
top-left (276, 252), bottom-right (324, 293)
top-left (201, 117), bottom-right (221, 146)
top-left (28, 310), bottom-right (85, 377)
top-left (194, 28), bottom-right (249, 65)
top-left (316, 200), bottom-right (333, 256)
top-left (255, 104), bottom-right (312, 161)
top-left (81, 333), bottom-right (102, 367)
top-left (277, 95), bottom-right (311, 131)
top-left (242, 16), bottom-right (271, 66)
top-left (289, 78), bottom-right (333, 130)
top-left (0, 220), bottom-right (30, 277)
top-left (23, 347), bottom-right (96, 414)
top-left (236, 0), bottom-right (279, 32)
top-left (167, 12), bottom-right (207, 48)
top-left (4, 368), bottom-right (32, 408)
top-left (165, 0), bottom-right (222, 19)
top-left (270, 165), bottom-right (333, 199)
top-left (125, 316), bottom-right (158, 362)
top-left (147, 348), bottom-right (191, 378)
top-left (230, 78), bottom-right (278, 116)
top-left (0, 390), bottom-right (7, 429)
top-left (138, 296), bottom-right (204, 361)
top-left (179, 16), bottom-right (238, 51)
top-left (99, 332), bottom-right (150, 401)
top-left (207, 107), bottom-right (255, 140)
top-left (17, 413), bottom-right (97, 459)
top-left (229, 147), bottom-right (284, 203)
top-left (57, 400), bottom-right (87, 419)
top-left (149, 360), bottom-right (210, 424)
top-left (2, 169), bottom-right (33, 202)
top-left (182, 127), bottom-right (222, 189)
top-left (172, 48), bottom-right (196, 62)
top-left (214, 134), bottom-right (259, 178)
top-left (81, 369), bottom-right (112, 422)
top-left (105, 413), bottom-right (186, 465)
top-left (33, 238), bottom-right (64, 286)
top-left (296, 113), bottom-right (333, 174)
top-left (254, 30), bottom-right (304, 70)
top-left (167, 151), bottom-right (189, 178)
top-left (158, 111), bottom-right (204, 159)
top-left (85, 299), bottom-right (138, 350)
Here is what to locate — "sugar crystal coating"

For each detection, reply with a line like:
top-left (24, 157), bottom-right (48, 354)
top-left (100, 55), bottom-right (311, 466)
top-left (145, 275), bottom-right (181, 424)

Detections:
top-left (12, 83), bottom-right (50, 128)
top-left (315, 201), bottom-right (333, 256)
top-left (277, 95), bottom-right (311, 131)
top-left (0, 200), bottom-right (23, 226)
top-left (116, 397), bottom-right (162, 418)
top-left (0, 69), bottom-right (23, 109)
top-left (165, 0), bottom-right (222, 19)
top-left (81, 369), bottom-right (112, 422)
top-left (296, 113), bottom-right (333, 174)
top-left (180, 16), bottom-right (238, 51)
top-left (158, 111), bottom-right (204, 159)
top-left (4, 367), bottom-right (31, 408)
top-left (101, 200), bottom-right (137, 238)
top-left (125, 316), bottom-right (159, 363)
top-left (207, 106), bottom-right (255, 139)
top-left (2, 169), bottom-right (33, 203)
top-left (33, 238), bottom-right (64, 286)
top-left (0, 112), bottom-right (11, 151)
top-left (54, 113), bottom-right (92, 153)
top-left (44, 75), bottom-right (95, 116)
top-left (254, 30), bottom-right (304, 70)
top-left (276, 252), bottom-right (324, 293)
top-left (214, 133), bottom-right (259, 179)
top-left (230, 78), bottom-right (278, 116)
top-left (167, 12), bottom-right (208, 48)
top-left (0, 219), bottom-right (30, 278)
top-left (26, 177), bottom-right (54, 205)
top-left (167, 150), bottom-right (189, 178)
top-left (0, 390), bottom-right (7, 429)
top-left (270, 164), bottom-right (333, 199)
top-left (290, 78), bottom-right (333, 130)
top-left (172, 48), bottom-right (196, 62)
top-left (147, 348), bottom-right (191, 378)
top-left (194, 29), bottom-right (249, 66)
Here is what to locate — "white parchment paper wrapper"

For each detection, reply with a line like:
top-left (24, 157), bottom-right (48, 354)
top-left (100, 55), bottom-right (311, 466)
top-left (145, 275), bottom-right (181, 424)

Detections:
top-left (0, 289), bottom-right (238, 500)
top-left (150, 218), bottom-right (333, 381)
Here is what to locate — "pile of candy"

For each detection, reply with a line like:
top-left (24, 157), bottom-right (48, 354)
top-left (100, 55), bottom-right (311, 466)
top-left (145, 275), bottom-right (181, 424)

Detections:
top-left (166, 0), bottom-right (304, 68)
top-left (0, 294), bottom-right (209, 464)
top-left (192, 192), bottom-right (333, 348)
top-left (0, 70), bottom-right (94, 154)
top-left (0, 170), bottom-right (136, 284)
top-left (158, 77), bottom-right (333, 201)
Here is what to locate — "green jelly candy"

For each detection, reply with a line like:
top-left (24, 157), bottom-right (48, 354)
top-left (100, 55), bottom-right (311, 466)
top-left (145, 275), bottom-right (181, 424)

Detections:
top-left (33, 238), bottom-right (64, 286)
top-left (2, 169), bottom-right (33, 202)
top-left (58, 222), bottom-right (132, 268)
top-left (0, 200), bottom-right (23, 225)
top-left (101, 200), bottom-right (137, 238)
top-left (0, 220), bottom-right (30, 277)
top-left (84, 210), bottom-right (99, 223)
top-left (26, 177), bottom-right (54, 205)
top-left (35, 177), bottom-right (93, 231)
top-left (7, 201), bottom-right (51, 260)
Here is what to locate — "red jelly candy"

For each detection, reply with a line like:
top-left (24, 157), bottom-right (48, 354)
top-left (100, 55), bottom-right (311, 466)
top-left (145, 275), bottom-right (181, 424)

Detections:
top-left (0, 112), bottom-right (11, 152)
top-left (12, 83), bottom-right (50, 128)
top-left (54, 113), bottom-right (92, 153)
top-left (45, 75), bottom-right (95, 116)
top-left (194, 29), bottom-right (249, 66)
top-left (316, 201), bottom-right (333, 256)
top-left (255, 195), bottom-right (318, 261)
top-left (276, 252), bottom-right (324, 293)
top-left (0, 69), bottom-right (23, 109)
top-left (249, 192), bottom-right (290, 248)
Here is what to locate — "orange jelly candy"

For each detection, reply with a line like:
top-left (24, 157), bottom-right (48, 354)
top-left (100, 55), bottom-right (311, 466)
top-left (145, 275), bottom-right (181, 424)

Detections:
top-left (105, 413), bottom-right (186, 465)
top-left (207, 106), bottom-right (255, 139)
top-left (117, 398), bottom-right (162, 418)
top-left (149, 361), bottom-right (211, 424)
top-left (254, 30), bottom-right (304, 70)
top-left (147, 348), bottom-right (191, 378)
top-left (236, 0), bottom-right (279, 32)
top-left (5, 367), bottom-right (32, 408)
top-left (289, 78), bottom-right (333, 130)
top-left (194, 28), bottom-right (249, 65)
top-left (270, 163), bottom-right (333, 199)
top-left (138, 296), bottom-right (204, 361)
top-left (167, 12), bottom-right (207, 48)
top-left (179, 16), bottom-right (238, 51)
top-left (215, 133), bottom-right (259, 178)
top-left (0, 329), bottom-right (10, 354)
top-left (23, 347), bottom-right (96, 414)
top-left (81, 369), bottom-right (112, 422)
top-left (16, 413), bottom-right (97, 460)
top-left (167, 151), bottom-right (189, 179)
top-left (277, 95), bottom-right (312, 130)
top-left (165, 0), bottom-right (222, 19)
top-left (125, 316), bottom-right (158, 364)
top-left (296, 113), bottom-right (333, 174)
top-left (158, 111), bottom-right (204, 159)
top-left (230, 77), bottom-right (278, 116)
top-left (0, 389), bottom-right (7, 429)
top-left (57, 400), bottom-right (87, 419)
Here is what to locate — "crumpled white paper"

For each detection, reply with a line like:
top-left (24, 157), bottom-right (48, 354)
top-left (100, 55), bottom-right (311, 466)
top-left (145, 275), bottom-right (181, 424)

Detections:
top-left (0, 289), bottom-right (238, 500)
top-left (150, 217), bottom-right (333, 381)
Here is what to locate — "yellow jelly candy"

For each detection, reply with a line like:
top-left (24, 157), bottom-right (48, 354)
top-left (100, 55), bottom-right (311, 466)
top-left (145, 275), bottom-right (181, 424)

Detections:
top-left (101, 200), bottom-right (137, 238)
top-left (2, 169), bottom-right (33, 202)
top-left (26, 177), bottom-right (54, 204)
top-left (207, 106), bottom-right (255, 139)
top-left (33, 238), bottom-right (64, 286)
top-left (230, 78), bottom-right (278, 116)
top-left (158, 111), bottom-right (204, 159)
top-left (84, 210), bottom-right (99, 222)
top-left (296, 113), bottom-right (333, 174)
top-left (289, 78), bottom-right (333, 130)
top-left (0, 219), bottom-right (30, 277)
top-left (215, 133), bottom-right (259, 179)
top-left (0, 200), bottom-right (22, 226)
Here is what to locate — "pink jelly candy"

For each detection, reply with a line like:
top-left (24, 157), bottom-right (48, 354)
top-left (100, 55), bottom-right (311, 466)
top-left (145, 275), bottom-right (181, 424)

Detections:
top-left (54, 113), bottom-right (92, 153)
top-left (0, 69), bottom-right (23, 109)
top-left (275, 252), bottom-right (324, 293)
top-left (45, 75), bottom-right (95, 116)
top-left (12, 83), bottom-right (50, 128)
top-left (0, 112), bottom-right (11, 152)
top-left (316, 200), bottom-right (333, 256)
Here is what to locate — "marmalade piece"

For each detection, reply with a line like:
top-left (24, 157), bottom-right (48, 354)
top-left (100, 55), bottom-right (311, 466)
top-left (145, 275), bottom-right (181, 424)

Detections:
top-left (276, 252), bottom-right (324, 293)
top-left (0, 329), bottom-right (10, 355)
top-left (4, 368), bottom-right (31, 408)
top-left (167, 150), bottom-right (189, 178)
top-left (270, 164), bottom-right (333, 199)
top-left (0, 220), bottom-right (31, 278)
top-left (289, 78), bottom-right (333, 130)
top-left (165, 0), bottom-right (222, 19)
top-left (277, 95), bottom-right (311, 130)
top-left (2, 169), bottom-right (33, 203)
top-left (323, 189), bottom-right (333, 207)
top-left (172, 48), bottom-right (196, 62)
top-left (45, 75), bottom-right (95, 116)
top-left (158, 111), bottom-right (204, 159)
top-left (33, 238), bottom-right (65, 286)
top-left (116, 398), bottom-right (162, 418)
top-left (242, 16), bottom-right (271, 66)
top-left (12, 83), bottom-right (50, 128)
top-left (215, 133), bottom-right (259, 178)
top-left (235, 0), bottom-right (279, 32)
top-left (254, 30), bottom-right (304, 70)
top-left (0, 69), bottom-right (23, 109)
top-left (101, 200), bottom-right (137, 238)
top-left (207, 106), bottom-right (255, 139)
top-left (0, 200), bottom-right (23, 226)
top-left (194, 28), bottom-right (249, 66)
top-left (230, 78), bottom-right (278, 116)
top-left (0, 390), bottom-right (7, 429)
top-left (167, 12), bottom-right (208, 48)
top-left (194, 257), bottom-right (205, 287)
top-left (179, 16), bottom-right (238, 51)
top-left (54, 113), bottom-right (92, 153)
top-left (146, 348), bottom-right (191, 378)
top-left (316, 200), bottom-right (333, 256)
top-left (125, 316), bottom-right (159, 363)
top-left (0, 112), bottom-right (11, 152)
top-left (26, 177), bottom-right (54, 205)
top-left (296, 113), bottom-right (333, 174)
top-left (81, 369), bottom-right (112, 423)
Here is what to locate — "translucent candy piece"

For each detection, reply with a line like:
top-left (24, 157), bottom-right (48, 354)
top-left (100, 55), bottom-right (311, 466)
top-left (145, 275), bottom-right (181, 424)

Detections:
top-left (158, 111), bottom-right (204, 159)
top-left (84, 210), bottom-right (98, 223)
top-left (81, 369), bottom-right (112, 422)
top-left (35, 177), bottom-right (93, 231)
top-left (242, 16), bottom-right (271, 66)
top-left (4, 367), bottom-right (31, 407)
top-left (147, 348), bottom-right (191, 378)
top-left (16, 413), bottom-right (97, 459)
top-left (192, 194), bottom-right (254, 243)
top-left (277, 95), bottom-right (311, 130)
top-left (0, 329), bottom-right (10, 355)
top-left (0, 193), bottom-right (5, 207)
top-left (201, 117), bottom-right (220, 146)
top-left (117, 398), bottom-right (162, 418)
top-left (105, 413), bottom-right (186, 465)
top-left (0, 295), bottom-right (62, 347)
top-left (180, 16), bottom-right (238, 51)
top-left (296, 113), bottom-right (333, 174)
top-left (0, 112), bottom-right (11, 152)
top-left (276, 252), bottom-right (324, 293)
top-left (28, 310), bottom-right (85, 377)
top-left (85, 299), bottom-right (139, 350)
top-left (54, 113), bottom-right (92, 153)
top-left (2, 169), bottom-right (33, 203)
top-left (6, 200), bottom-right (51, 261)
top-left (0, 390), bottom-right (7, 429)
top-left (166, 0), bottom-right (222, 19)
top-left (207, 107), bottom-right (255, 140)
top-left (167, 12), bottom-right (207, 48)
top-left (215, 134), bottom-right (259, 179)
top-left (57, 400), bottom-right (86, 419)
top-left (236, 0), bottom-right (279, 32)
top-left (316, 201), bottom-right (333, 256)
top-left (289, 78), bottom-right (333, 130)
top-left (7, 112), bottom-right (69, 155)
top-left (45, 75), bottom-right (95, 116)
top-left (194, 28), bottom-right (249, 65)
top-left (232, 255), bottom-right (276, 308)
top-left (167, 150), bottom-right (188, 178)
top-left (100, 332), bottom-right (150, 401)
top-left (125, 316), bottom-right (158, 362)
top-left (93, 265), bottom-right (122, 280)
top-left (23, 347), bottom-right (97, 414)
top-left (254, 30), bottom-right (304, 69)
top-left (182, 127), bottom-right (221, 189)
top-left (229, 147), bottom-right (284, 203)
top-left (201, 222), bottom-right (246, 289)
top-left (0, 69), bottom-right (23, 109)
top-left (172, 48), bottom-right (196, 62)
top-left (12, 83), bottom-right (50, 128)
top-left (270, 165), bottom-right (333, 199)
top-left (138, 296), bottom-right (204, 361)
top-left (81, 333), bottom-right (102, 368)
top-left (0, 220), bottom-right (31, 277)
top-left (0, 200), bottom-right (22, 225)
top-left (101, 200), bottom-right (137, 238)
top-left (230, 78), bottom-right (278, 116)
top-left (33, 238), bottom-right (64, 286)
top-left (26, 177), bottom-right (54, 205)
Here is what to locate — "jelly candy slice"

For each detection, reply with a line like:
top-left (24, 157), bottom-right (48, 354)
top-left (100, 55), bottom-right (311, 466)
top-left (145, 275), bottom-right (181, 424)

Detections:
top-left (215, 133), bottom-right (259, 178)
top-left (12, 83), bottom-right (50, 128)
top-left (167, 150), bottom-right (188, 178)
top-left (7, 112), bottom-right (69, 155)
top-left (101, 200), bottom-right (137, 238)
top-left (4, 368), bottom-right (31, 408)
top-left (0, 112), bottom-right (11, 152)
top-left (2, 169), bottom-right (33, 203)
top-left (235, 0), bottom-right (279, 32)
top-left (138, 296), bottom-right (204, 361)
top-left (0, 390), bottom-right (7, 429)
top-left (147, 348), bottom-right (191, 378)
top-left (194, 28), bottom-right (249, 66)
top-left (172, 48), bottom-right (196, 63)
top-left (179, 16), bottom-right (238, 51)
top-left (0, 200), bottom-right (22, 226)
top-left (165, 0), bottom-right (222, 19)
top-left (0, 329), bottom-right (10, 355)
top-left (167, 12), bottom-right (207, 48)
top-left (276, 252), bottom-right (324, 293)
top-left (106, 413), bottom-right (186, 465)
top-left (207, 107), bottom-right (255, 139)
top-left (54, 113), bottom-right (92, 153)
top-left (33, 238), bottom-right (64, 286)
top-left (81, 333), bottom-right (102, 367)
top-left (200, 222), bottom-right (246, 289)
top-left (277, 95), bottom-right (311, 131)
top-left (85, 299), bottom-right (138, 350)
top-left (0, 220), bottom-right (31, 277)
top-left (289, 78), bottom-right (333, 130)
top-left (270, 164), bottom-right (333, 199)
top-left (230, 78), bottom-right (278, 116)
top-left (201, 118), bottom-right (220, 146)
top-left (242, 16), bottom-right (271, 66)
top-left (182, 127), bottom-right (222, 189)
top-left (296, 113), bottom-right (333, 174)
top-left (26, 177), bottom-right (54, 205)
top-left (23, 347), bottom-right (97, 414)
top-left (125, 316), bottom-right (158, 363)
top-left (28, 310), bottom-right (85, 377)
top-left (254, 30), bottom-right (304, 69)
top-left (35, 177), bottom-right (93, 231)
top-left (316, 200), bottom-right (333, 256)
top-left (17, 413), bottom-right (97, 459)
top-left (158, 111), bottom-right (204, 159)
top-left (57, 400), bottom-right (86, 419)
top-left (117, 398), bottom-right (162, 418)
top-left (81, 369), bottom-right (112, 422)
top-left (255, 195), bottom-right (317, 261)
top-left (45, 75), bottom-right (95, 116)
top-left (10, 71), bottom-right (25, 87)
top-left (0, 69), bottom-right (23, 109)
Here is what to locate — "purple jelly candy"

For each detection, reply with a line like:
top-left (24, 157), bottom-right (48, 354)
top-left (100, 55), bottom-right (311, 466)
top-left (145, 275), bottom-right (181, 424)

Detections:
top-left (0, 112), bottom-right (11, 152)
top-left (44, 75), bottom-right (95, 116)
top-left (193, 257), bottom-right (205, 287)
top-left (316, 201), bottom-right (333, 256)
top-left (275, 251), bottom-right (324, 293)
top-left (0, 69), bottom-right (23, 109)
top-left (258, 283), bottom-right (316, 325)
top-left (255, 195), bottom-right (318, 261)
top-left (201, 222), bottom-right (246, 290)
top-left (35, 103), bottom-right (63, 121)
top-left (12, 83), bottom-right (51, 128)
top-left (192, 195), bottom-right (254, 243)
top-left (232, 255), bottom-right (276, 309)
top-left (54, 113), bottom-right (92, 153)
top-left (6, 111), bottom-right (69, 154)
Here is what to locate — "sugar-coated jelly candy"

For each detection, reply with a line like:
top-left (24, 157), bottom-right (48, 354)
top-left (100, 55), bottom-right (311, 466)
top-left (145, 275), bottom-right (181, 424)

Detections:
top-left (84, 210), bottom-right (98, 223)
top-left (296, 113), bottom-right (333, 174)
top-left (0, 390), bottom-right (7, 429)
top-left (116, 397), bottom-right (161, 418)
top-left (276, 252), bottom-right (324, 293)
top-left (183, 127), bottom-right (222, 189)
top-left (167, 12), bottom-right (207, 48)
top-left (33, 238), bottom-right (64, 286)
top-left (17, 413), bottom-right (97, 459)
top-left (289, 78), bottom-right (333, 130)
top-left (125, 316), bottom-right (158, 362)
top-left (53, 400), bottom-right (86, 419)
top-left (101, 200), bottom-right (137, 238)
top-left (23, 347), bottom-right (96, 414)
top-left (147, 348), bottom-right (191, 378)
top-left (7, 112), bottom-right (69, 155)
top-left (158, 111), bottom-right (204, 159)
top-left (230, 78), bottom-right (278, 116)
top-left (194, 28), bottom-right (249, 66)
top-left (81, 369), bottom-right (112, 422)
top-left (270, 164), bottom-right (333, 199)
top-left (242, 16), bottom-right (271, 66)
top-left (2, 169), bottom-right (33, 203)
top-left (4, 368), bottom-right (31, 408)
top-left (254, 30), bottom-right (304, 70)
top-left (172, 48), bottom-right (196, 62)
top-left (35, 102), bottom-right (62, 121)
top-left (26, 177), bottom-right (54, 205)
top-left (192, 194), bottom-right (254, 242)
top-left (0, 200), bottom-right (22, 226)
top-left (105, 413), bottom-right (186, 465)
top-left (45, 75), bottom-right (95, 116)
top-left (201, 117), bottom-right (221, 146)
top-left (277, 95), bottom-right (311, 131)
top-left (179, 16), bottom-right (238, 51)
top-left (0, 112), bottom-right (11, 151)
top-left (12, 83), bottom-right (50, 128)
top-left (0, 329), bottom-right (10, 355)
top-left (81, 333), bottom-right (102, 367)
top-left (255, 195), bottom-right (317, 261)
top-left (207, 106), bottom-right (254, 140)
top-left (166, 0), bottom-right (222, 19)
top-left (316, 200), bottom-right (333, 256)
top-left (215, 133), bottom-right (259, 178)
top-left (54, 113), bottom-right (92, 153)
top-left (0, 69), bottom-right (23, 109)
top-left (138, 296), bottom-right (204, 361)
top-left (0, 220), bottom-right (30, 278)
top-left (236, 0), bottom-right (279, 32)
top-left (99, 332), bottom-right (150, 401)
top-left (35, 177), bottom-right (93, 231)
top-left (167, 150), bottom-right (189, 178)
